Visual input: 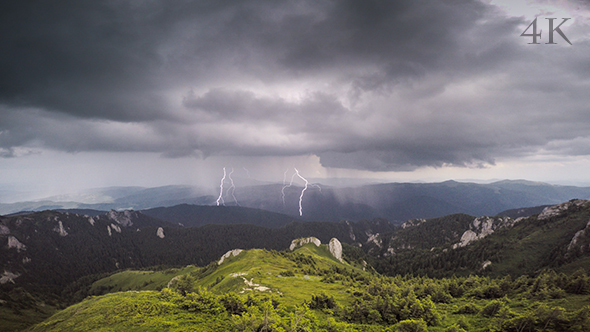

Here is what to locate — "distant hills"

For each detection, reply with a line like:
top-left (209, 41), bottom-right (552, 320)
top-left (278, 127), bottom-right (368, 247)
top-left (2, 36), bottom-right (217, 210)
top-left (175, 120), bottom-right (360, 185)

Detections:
top-left (3, 180), bottom-right (590, 222)
top-left (141, 204), bottom-right (299, 228)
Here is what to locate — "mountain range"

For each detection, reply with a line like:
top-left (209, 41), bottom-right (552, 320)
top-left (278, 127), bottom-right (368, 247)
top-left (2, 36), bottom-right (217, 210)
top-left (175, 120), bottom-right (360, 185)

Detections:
top-left (3, 179), bottom-right (590, 222)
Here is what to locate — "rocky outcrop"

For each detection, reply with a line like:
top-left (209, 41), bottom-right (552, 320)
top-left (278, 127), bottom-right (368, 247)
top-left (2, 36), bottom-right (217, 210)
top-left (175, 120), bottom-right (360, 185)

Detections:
top-left (454, 230), bottom-right (478, 249)
top-left (567, 219), bottom-right (590, 252)
top-left (366, 233), bottom-right (382, 248)
top-left (107, 210), bottom-right (134, 227)
top-left (218, 249), bottom-right (243, 265)
top-left (110, 223), bottom-right (122, 233)
top-left (453, 216), bottom-right (516, 249)
top-left (0, 271), bottom-right (20, 284)
top-left (7, 236), bottom-right (26, 252)
top-left (538, 200), bottom-right (590, 220)
top-left (156, 227), bottom-right (165, 239)
top-left (329, 238), bottom-right (343, 262)
top-left (345, 221), bottom-right (356, 241)
top-left (53, 221), bottom-right (68, 237)
top-left (384, 247), bottom-right (395, 257)
top-left (241, 277), bottom-right (270, 292)
top-left (0, 225), bottom-right (9, 235)
top-left (402, 219), bottom-right (426, 229)
top-left (289, 237), bottom-right (321, 251)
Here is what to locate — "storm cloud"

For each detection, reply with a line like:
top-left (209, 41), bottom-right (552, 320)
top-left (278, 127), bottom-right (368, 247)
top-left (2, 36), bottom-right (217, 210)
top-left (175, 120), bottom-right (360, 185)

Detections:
top-left (1, 0), bottom-right (589, 172)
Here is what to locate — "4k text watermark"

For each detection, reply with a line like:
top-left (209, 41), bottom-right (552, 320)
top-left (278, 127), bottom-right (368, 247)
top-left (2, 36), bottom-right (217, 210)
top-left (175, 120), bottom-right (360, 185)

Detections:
top-left (521, 18), bottom-right (572, 45)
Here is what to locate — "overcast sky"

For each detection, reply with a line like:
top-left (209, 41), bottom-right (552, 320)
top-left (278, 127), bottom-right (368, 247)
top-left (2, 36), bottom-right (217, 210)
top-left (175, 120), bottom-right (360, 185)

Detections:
top-left (1, 0), bottom-right (590, 198)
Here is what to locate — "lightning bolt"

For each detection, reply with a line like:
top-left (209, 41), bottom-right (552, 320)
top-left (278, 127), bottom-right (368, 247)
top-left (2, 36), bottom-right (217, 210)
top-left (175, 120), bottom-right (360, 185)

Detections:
top-left (243, 167), bottom-right (251, 178)
top-left (227, 168), bottom-right (239, 206)
top-left (293, 168), bottom-right (308, 217)
top-left (282, 169), bottom-right (289, 186)
top-left (281, 169), bottom-right (291, 206)
top-left (280, 168), bottom-right (321, 216)
top-left (216, 167), bottom-right (226, 206)
top-left (310, 183), bottom-right (321, 192)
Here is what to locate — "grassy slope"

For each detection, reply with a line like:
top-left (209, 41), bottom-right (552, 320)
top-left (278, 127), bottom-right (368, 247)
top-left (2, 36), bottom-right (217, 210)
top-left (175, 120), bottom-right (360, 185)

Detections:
top-left (0, 306), bottom-right (57, 332)
top-left (27, 291), bottom-right (235, 332)
top-left (26, 243), bottom-right (366, 331)
top-left (88, 266), bottom-right (200, 294)
top-left (199, 244), bottom-right (360, 306)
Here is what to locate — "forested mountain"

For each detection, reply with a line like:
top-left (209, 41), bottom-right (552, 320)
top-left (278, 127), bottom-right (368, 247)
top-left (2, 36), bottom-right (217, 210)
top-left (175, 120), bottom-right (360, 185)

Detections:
top-left (367, 200), bottom-right (590, 278)
top-left (141, 204), bottom-right (299, 228)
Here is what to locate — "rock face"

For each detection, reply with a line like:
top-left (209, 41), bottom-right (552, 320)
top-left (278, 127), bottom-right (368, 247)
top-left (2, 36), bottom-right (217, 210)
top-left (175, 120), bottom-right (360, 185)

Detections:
top-left (345, 221), bottom-right (356, 241)
top-left (7, 236), bottom-right (26, 252)
top-left (329, 238), bottom-right (343, 262)
top-left (567, 219), bottom-right (590, 252)
top-left (0, 271), bottom-right (20, 284)
top-left (107, 210), bottom-right (134, 227)
top-left (218, 249), bottom-right (243, 265)
top-left (366, 233), bottom-right (382, 248)
top-left (454, 230), bottom-right (478, 249)
top-left (156, 227), bottom-right (165, 239)
top-left (0, 225), bottom-right (9, 235)
top-left (453, 216), bottom-right (516, 249)
top-left (53, 221), bottom-right (68, 237)
top-left (402, 219), bottom-right (426, 229)
top-left (538, 200), bottom-right (590, 220)
top-left (289, 237), bottom-right (321, 251)
top-left (110, 224), bottom-right (122, 233)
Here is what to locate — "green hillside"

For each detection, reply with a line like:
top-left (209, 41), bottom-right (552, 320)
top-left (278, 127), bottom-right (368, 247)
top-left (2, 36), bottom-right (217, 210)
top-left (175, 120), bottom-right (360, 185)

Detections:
top-left (27, 240), bottom-right (376, 331)
top-left (195, 244), bottom-right (359, 307)
top-left (25, 239), bottom-right (590, 332)
top-left (371, 200), bottom-right (590, 278)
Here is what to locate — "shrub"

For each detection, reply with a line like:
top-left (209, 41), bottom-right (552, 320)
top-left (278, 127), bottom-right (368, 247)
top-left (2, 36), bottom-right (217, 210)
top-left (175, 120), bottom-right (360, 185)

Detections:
top-left (444, 324), bottom-right (467, 332)
top-left (309, 293), bottom-right (337, 310)
top-left (480, 300), bottom-right (505, 317)
top-left (397, 319), bottom-right (428, 332)
top-left (220, 293), bottom-right (245, 315)
top-left (454, 303), bottom-right (480, 315)
top-left (501, 315), bottom-right (535, 332)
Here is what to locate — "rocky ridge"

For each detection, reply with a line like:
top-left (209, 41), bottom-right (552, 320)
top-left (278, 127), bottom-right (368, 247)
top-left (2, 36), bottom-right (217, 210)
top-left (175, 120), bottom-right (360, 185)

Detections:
top-left (452, 216), bottom-right (517, 249)
top-left (218, 249), bottom-right (244, 265)
top-left (289, 237), bottom-right (321, 250)
top-left (537, 199), bottom-right (590, 220)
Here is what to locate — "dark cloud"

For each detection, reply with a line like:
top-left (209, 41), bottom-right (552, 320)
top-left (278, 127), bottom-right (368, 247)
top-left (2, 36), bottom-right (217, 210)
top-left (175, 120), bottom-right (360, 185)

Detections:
top-left (0, 0), bottom-right (589, 173)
